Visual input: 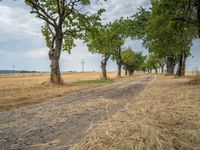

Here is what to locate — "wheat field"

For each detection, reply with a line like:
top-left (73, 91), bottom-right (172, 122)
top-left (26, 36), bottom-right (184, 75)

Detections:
top-left (0, 72), bottom-right (117, 111)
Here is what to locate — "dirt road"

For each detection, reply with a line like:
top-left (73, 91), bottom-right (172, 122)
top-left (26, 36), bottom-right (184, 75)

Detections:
top-left (0, 75), bottom-right (153, 150)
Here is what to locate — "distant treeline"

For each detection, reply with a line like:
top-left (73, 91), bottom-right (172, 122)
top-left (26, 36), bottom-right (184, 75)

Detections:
top-left (0, 70), bottom-right (39, 74)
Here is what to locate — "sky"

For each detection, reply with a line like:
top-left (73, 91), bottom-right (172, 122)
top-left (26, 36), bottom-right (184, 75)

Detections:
top-left (0, 0), bottom-right (199, 72)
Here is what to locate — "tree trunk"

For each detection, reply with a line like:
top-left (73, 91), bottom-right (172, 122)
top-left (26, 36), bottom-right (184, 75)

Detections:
top-left (161, 65), bottom-right (164, 74)
top-left (155, 68), bottom-right (158, 74)
top-left (101, 54), bottom-right (110, 80)
top-left (166, 57), bottom-right (176, 75)
top-left (116, 46), bottom-right (122, 77)
top-left (117, 62), bottom-right (122, 77)
top-left (49, 35), bottom-right (63, 85)
top-left (176, 52), bottom-right (186, 77)
top-left (125, 67), bottom-right (128, 76)
top-left (128, 70), bottom-right (133, 76)
top-left (128, 68), bottom-right (134, 76)
top-left (50, 56), bottom-right (62, 84)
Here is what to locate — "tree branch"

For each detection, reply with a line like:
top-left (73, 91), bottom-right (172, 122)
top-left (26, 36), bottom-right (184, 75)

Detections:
top-left (172, 16), bottom-right (198, 27)
top-left (31, 10), bottom-right (55, 27)
top-left (29, 1), bottom-right (57, 27)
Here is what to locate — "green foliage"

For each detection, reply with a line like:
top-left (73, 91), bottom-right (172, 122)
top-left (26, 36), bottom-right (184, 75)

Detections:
top-left (125, 7), bottom-right (151, 39)
top-left (121, 48), bottom-right (135, 67)
top-left (144, 53), bottom-right (160, 71)
top-left (121, 48), bottom-right (145, 73)
top-left (85, 24), bottom-right (115, 55)
top-left (25, 0), bottom-right (105, 53)
top-left (125, 0), bottom-right (198, 72)
top-left (144, 0), bottom-right (197, 59)
top-left (85, 19), bottom-right (128, 59)
top-left (77, 79), bottom-right (113, 84)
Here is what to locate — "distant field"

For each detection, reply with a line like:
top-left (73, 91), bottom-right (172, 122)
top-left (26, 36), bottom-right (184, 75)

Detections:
top-left (0, 72), bottom-right (117, 111)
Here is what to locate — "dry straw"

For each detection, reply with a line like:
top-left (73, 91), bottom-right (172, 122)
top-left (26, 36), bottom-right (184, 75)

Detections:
top-left (71, 76), bottom-right (200, 150)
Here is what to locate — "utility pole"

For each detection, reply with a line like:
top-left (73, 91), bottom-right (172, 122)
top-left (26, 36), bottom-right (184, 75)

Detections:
top-left (12, 64), bottom-right (15, 73)
top-left (81, 59), bottom-right (85, 72)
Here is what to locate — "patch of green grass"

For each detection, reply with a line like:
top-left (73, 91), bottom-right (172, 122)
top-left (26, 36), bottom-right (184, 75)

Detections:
top-left (77, 79), bottom-right (114, 84)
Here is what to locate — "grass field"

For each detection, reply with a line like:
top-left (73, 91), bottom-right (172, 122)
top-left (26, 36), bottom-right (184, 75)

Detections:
top-left (1, 72), bottom-right (199, 150)
top-left (71, 75), bottom-right (200, 150)
top-left (0, 72), bottom-right (117, 111)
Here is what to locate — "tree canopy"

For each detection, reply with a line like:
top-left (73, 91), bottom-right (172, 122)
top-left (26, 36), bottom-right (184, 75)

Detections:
top-left (121, 48), bottom-right (145, 75)
top-left (25, 0), bottom-right (104, 84)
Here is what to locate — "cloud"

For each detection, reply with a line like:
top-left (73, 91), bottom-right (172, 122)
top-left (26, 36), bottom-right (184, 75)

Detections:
top-left (24, 48), bottom-right (48, 59)
top-left (0, 4), bottom-right (42, 37)
top-left (0, 0), bottom-right (199, 72)
top-left (0, 3), bottom-right (45, 53)
top-left (94, 0), bottom-right (151, 23)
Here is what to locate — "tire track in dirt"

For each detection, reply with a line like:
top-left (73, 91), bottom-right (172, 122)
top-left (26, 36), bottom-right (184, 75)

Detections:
top-left (0, 75), bottom-right (153, 150)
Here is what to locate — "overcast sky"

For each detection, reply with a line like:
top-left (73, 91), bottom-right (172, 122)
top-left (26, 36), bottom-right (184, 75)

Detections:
top-left (0, 0), bottom-right (199, 72)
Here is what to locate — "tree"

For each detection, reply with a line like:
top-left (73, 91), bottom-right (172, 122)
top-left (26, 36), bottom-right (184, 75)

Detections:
top-left (172, 0), bottom-right (200, 38)
top-left (125, 7), bottom-right (151, 40)
top-left (128, 1), bottom-right (197, 76)
top-left (121, 48), bottom-right (135, 75)
top-left (147, 0), bottom-right (197, 76)
top-left (85, 19), bottom-right (127, 79)
top-left (110, 19), bottom-right (128, 77)
top-left (121, 48), bottom-right (145, 75)
top-left (25, 0), bottom-right (104, 84)
top-left (145, 53), bottom-right (160, 74)
top-left (85, 25), bottom-right (113, 79)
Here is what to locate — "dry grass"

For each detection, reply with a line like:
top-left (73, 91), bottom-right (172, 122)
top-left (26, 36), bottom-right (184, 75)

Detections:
top-left (0, 72), bottom-right (117, 111)
top-left (187, 71), bottom-right (200, 85)
top-left (71, 76), bottom-right (200, 150)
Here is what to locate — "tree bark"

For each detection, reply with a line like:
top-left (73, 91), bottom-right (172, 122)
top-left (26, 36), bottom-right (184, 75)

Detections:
top-left (161, 65), bottom-right (164, 74)
top-left (116, 46), bottom-right (122, 77)
top-left (159, 59), bottom-right (166, 74)
top-left (128, 70), bottom-right (133, 76)
top-left (155, 68), bottom-right (158, 74)
top-left (50, 56), bottom-right (62, 84)
top-left (101, 54), bottom-right (110, 80)
top-left (49, 34), bottom-right (63, 85)
top-left (166, 57), bottom-right (176, 75)
top-left (125, 68), bottom-right (128, 76)
top-left (117, 62), bottom-right (122, 77)
top-left (176, 52), bottom-right (186, 77)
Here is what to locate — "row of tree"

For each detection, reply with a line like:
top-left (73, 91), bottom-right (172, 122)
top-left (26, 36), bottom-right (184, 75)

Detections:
top-left (82, 0), bottom-right (200, 78)
top-left (125, 0), bottom-right (199, 77)
top-left (25, 0), bottom-right (150, 82)
top-left (2, 0), bottom-right (199, 84)
top-left (84, 0), bottom-right (200, 78)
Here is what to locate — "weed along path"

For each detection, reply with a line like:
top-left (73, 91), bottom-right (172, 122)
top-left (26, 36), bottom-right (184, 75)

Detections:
top-left (0, 75), bottom-right (153, 150)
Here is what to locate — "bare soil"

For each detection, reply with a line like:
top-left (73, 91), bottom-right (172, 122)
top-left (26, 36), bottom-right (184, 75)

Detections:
top-left (0, 75), bottom-right (153, 150)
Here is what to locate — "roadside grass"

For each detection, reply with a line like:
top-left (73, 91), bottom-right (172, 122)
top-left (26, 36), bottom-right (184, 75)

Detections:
top-left (71, 76), bottom-right (200, 150)
top-left (188, 70), bottom-right (200, 85)
top-left (77, 79), bottom-right (114, 84)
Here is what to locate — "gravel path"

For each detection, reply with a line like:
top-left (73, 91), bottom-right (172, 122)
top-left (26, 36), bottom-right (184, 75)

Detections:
top-left (0, 75), bottom-right (153, 150)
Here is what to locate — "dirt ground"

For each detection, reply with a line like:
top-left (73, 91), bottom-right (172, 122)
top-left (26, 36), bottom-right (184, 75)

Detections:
top-left (71, 76), bottom-right (200, 150)
top-left (0, 72), bottom-right (117, 111)
top-left (0, 75), bottom-right (153, 150)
